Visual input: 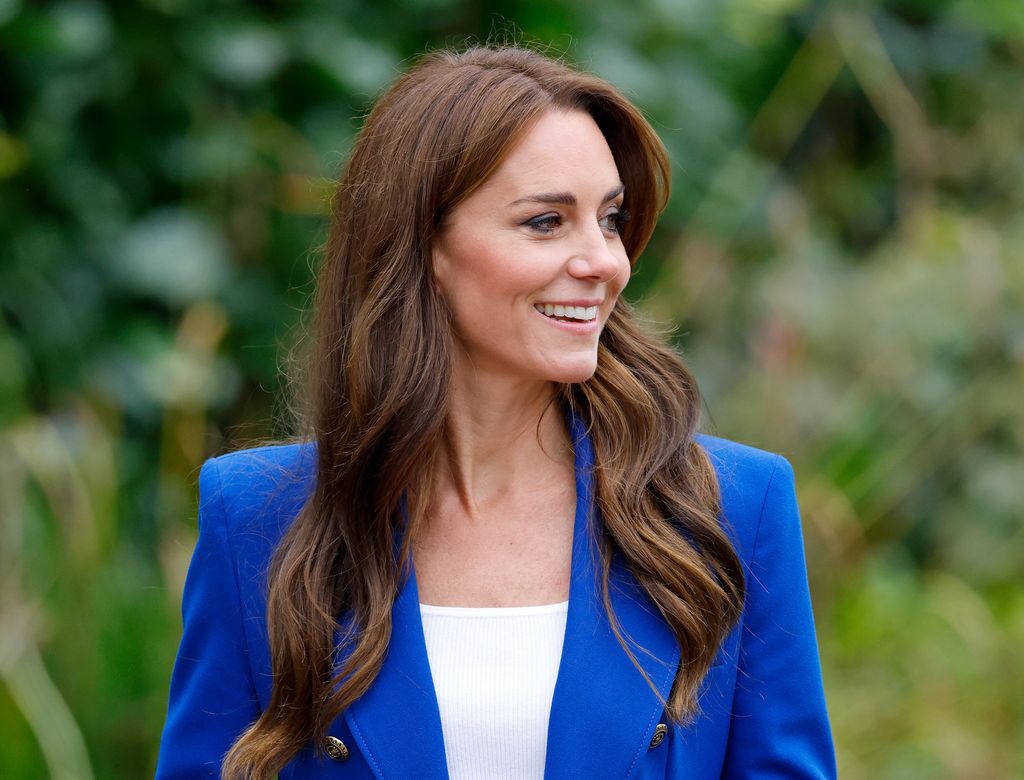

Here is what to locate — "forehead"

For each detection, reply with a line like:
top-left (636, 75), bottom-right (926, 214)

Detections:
top-left (479, 109), bottom-right (621, 199)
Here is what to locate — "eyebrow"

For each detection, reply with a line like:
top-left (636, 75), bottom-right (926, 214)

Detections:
top-left (508, 183), bottom-right (625, 208)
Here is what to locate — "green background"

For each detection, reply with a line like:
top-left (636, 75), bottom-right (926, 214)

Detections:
top-left (2, 0), bottom-right (1022, 777)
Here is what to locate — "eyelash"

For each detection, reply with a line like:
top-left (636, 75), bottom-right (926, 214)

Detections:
top-left (525, 209), bottom-right (632, 235)
top-left (604, 209), bottom-right (631, 233)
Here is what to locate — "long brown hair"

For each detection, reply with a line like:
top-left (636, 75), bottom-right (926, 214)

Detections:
top-left (223, 44), bottom-right (744, 779)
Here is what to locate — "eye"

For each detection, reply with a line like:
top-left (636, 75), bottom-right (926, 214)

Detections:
top-left (524, 213), bottom-right (562, 234)
top-left (599, 208), bottom-right (631, 235)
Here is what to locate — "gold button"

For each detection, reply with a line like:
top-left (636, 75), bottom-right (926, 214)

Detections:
top-left (649, 723), bottom-right (668, 749)
top-left (324, 736), bottom-right (349, 761)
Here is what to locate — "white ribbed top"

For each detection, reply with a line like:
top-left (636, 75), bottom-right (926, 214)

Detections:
top-left (419, 601), bottom-right (569, 780)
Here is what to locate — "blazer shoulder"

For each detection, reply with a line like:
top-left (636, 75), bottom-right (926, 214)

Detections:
top-left (695, 431), bottom-right (781, 470)
top-left (694, 432), bottom-right (793, 554)
top-left (199, 440), bottom-right (316, 543)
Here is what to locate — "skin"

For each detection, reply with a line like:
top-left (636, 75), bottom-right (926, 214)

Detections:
top-left (415, 109), bottom-right (631, 607)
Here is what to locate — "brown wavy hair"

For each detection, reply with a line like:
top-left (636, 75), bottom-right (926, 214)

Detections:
top-left (223, 44), bottom-right (745, 779)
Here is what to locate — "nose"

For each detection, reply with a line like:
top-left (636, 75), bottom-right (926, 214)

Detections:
top-left (566, 224), bottom-right (627, 285)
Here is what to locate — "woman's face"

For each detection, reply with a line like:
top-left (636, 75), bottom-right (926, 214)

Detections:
top-left (432, 109), bottom-right (631, 387)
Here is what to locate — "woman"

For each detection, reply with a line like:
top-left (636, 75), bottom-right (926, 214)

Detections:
top-left (157, 46), bottom-right (835, 779)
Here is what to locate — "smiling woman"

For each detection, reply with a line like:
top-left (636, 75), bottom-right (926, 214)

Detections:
top-left (156, 45), bottom-right (836, 779)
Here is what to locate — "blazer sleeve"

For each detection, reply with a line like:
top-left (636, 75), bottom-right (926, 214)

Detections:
top-left (721, 455), bottom-right (837, 779)
top-left (155, 457), bottom-right (261, 779)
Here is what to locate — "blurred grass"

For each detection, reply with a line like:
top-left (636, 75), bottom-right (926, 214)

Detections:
top-left (1, 0), bottom-right (1022, 777)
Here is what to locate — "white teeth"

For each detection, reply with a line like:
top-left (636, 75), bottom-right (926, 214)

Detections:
top-left (533, 304), bottom-right (599, 322)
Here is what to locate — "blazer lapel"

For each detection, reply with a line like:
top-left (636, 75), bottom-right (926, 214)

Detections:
top-left (342, 567), bottom-right (449, 779)
top-left (545, 413), bottom-right (680, 779)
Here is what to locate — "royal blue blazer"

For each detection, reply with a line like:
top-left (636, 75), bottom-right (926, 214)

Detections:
top-left (157, 412), bottom-right (836, 778)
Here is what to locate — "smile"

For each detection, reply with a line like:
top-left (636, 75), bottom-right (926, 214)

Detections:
top-left (533, 303), bottom-right (598, 322)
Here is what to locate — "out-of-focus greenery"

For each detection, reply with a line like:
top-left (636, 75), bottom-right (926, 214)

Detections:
top-left (1, 0), bottom-right (1021, 776)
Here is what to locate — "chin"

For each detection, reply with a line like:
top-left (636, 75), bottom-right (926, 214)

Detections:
top-left (545, 359), bottom-right (599, 385)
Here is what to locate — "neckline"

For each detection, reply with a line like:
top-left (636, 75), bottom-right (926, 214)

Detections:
top-left (419, 600), bottom-right (569, 617)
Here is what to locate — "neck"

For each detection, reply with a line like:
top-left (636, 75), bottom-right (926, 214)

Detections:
top-left (436, 361), bottom-right (571, 516)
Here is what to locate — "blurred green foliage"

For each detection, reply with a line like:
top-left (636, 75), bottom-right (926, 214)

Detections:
top-left (1, 0), bottom-right (1022, 777)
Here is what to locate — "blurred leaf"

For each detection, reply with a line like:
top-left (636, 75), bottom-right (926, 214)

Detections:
top-left (109, 208), bottom-right (230, 306)
top-left (185, 20), bottom-right (288, 87)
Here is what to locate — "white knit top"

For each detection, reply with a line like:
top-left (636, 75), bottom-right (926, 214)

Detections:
top-left (419, 601), bottom-right (569, 780)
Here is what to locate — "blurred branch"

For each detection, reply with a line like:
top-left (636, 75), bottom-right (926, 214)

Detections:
top-left (830, 9), bottom-right (935, 219)
top-left (0, 430), bottom-right (94, 780)
top-left (157, 301), bottom-right (229, 533)
top-left (649, 4), bottom-right (847, 322)
top-left (0, 644), bottom-right (94, 780)
top-left (830, 370), bottom-right (994, 532)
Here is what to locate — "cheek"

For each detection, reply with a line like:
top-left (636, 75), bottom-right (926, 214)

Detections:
top-left (440, 231), bottom-right (502, 286)
top-left (448, 245), bottom-right (543, 304)
top-left (434, 238), bottom-right (483, 305)
top-left (435, 252), bottom-right (525, 337)
top-left (611, 253), bottom-right (632, 297)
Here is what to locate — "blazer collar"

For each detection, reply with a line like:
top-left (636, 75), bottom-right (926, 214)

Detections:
top-left (341, 409), bottom-right (678, 779)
